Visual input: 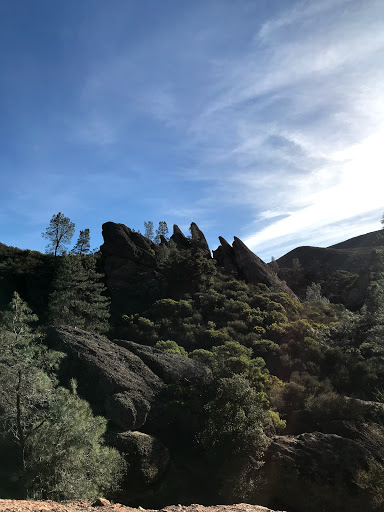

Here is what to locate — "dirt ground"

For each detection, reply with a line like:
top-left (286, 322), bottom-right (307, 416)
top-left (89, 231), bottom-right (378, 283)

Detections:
top-left (0, 501), bottom-right (285, 512)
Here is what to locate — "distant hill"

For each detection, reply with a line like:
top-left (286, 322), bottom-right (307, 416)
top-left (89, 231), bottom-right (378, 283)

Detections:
top-left (275, 229), bottom-right (384, 309)
top-left (329, 229), bottom-right (384, 249)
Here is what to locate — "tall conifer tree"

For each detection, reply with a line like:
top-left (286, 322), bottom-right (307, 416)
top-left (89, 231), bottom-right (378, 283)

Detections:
top-left (71, 229), bottom-right (91, 255)
top-left (49, 255), bottom-right (110, 333)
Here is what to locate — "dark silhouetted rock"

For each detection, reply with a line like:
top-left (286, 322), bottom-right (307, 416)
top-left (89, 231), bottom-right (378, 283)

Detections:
top-left (190, 222), bottom-right (211, 258)
top-left (100, 222), bottom-right (157, 293)
top-left (101, 222), bottom-right (156, 262)
top-left (213, 236), bottom-right (297, 298)
top-left (170, 225), bottom-right (191, 250)
top-left (213, 237), bottom-right (238, 275)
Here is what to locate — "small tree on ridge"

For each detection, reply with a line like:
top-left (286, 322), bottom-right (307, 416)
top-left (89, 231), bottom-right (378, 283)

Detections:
top-left (42, 213), bottom-right (75, 256)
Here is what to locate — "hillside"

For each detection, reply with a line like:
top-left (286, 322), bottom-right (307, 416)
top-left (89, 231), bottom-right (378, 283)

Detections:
top-left (1, 224), bottom-right (384, 512)
top-left (275, 229), bottom-right (384, 309)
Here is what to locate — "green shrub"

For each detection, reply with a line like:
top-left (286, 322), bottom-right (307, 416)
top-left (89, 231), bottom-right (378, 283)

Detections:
top-left (155, 339), bottom-right (188, 357)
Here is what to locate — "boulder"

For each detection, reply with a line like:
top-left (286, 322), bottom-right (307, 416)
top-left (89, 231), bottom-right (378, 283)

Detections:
top-left (115, 431), bottom-right (170, 486)
top-left (257, 432), bottom-right (370, 512)
top-left (47, 327), bottom-right (210, 431)
top-left (48, 327), bottom-right (162, 430)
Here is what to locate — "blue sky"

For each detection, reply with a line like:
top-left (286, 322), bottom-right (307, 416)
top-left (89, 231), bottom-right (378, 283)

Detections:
top-left (1, 0), bottom-right (383, 260)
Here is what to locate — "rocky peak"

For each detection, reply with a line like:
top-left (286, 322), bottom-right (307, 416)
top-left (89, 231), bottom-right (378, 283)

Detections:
top-left (213, 236), bottom-right (297, 298)
top-left (101, 222), bottom-right (156, 263)
top-left (170, 224), bottom-right (191, 250)
top-left (190, 222), bottom-right (211, 258)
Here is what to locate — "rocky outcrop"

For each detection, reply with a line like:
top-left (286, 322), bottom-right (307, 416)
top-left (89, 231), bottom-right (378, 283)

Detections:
top-left (115, 431), bottom-right (170, 486)
top-left (169, 223), bottom-right (212, 258)
top-left (213, 236), bottom-right (238, 274)
top-left (100, 222), bottom-right (157, 291)
top-left (113, 339), bottom-right (210, 385)
top-left (101, 222), bottom-right (156, 262)
top-left (48, 327), bottom-right (161, 430)
top-left (190, 222), bottom-right (211, 258)
top-left (170, 225), bottom-right (191, 251)
top-left (100, 221), bottom-right (212, 315)
top-left (213, 237), bottom-right (297, 299)
top-left (257, 432), bottom-right (370, 512)
top-left (47, 327), bottom-right (210, 431)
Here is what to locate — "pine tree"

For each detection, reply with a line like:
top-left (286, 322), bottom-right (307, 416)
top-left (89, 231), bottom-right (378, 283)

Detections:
top-left (270, 256), bottom-right (279, 274)
top-left (0, 293), bottom-right (62, 487)
top-left (292, 257), bottom-right (302, 273)
top-left (144, 221), bottom-right (154, 241)
top-left (49, 255), bottom-right (110, 333)
top-left (42, 213), bottom-right (75, 256)
top-left (0, 293), bottom-right (124, 499)
top-left (155, 221), bottom-right (169, 244)
top-left (71, 229), bottom-right (91, 255)
top-left (26, 386), bottom-right (125, 500)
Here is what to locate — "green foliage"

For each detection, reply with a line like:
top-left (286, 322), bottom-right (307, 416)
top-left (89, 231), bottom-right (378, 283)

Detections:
top-left (356, 461), bottom-right (384, 511)
top-left (27, 386), bottom-right (125, 500)
top-left (0, 292), bottom-right (63, 477)
top-left (0, 293), bottom-right (124, 500)
top-left (144, 221), bottom-right (154, 241)
top-left (49, 255), bottom-right (110, 333)
top-left (200, 375), bottom-right (270, 500)
top-left (42, 212), bottom-right (75, 256)
top-left (268, 410), bottom-right (286, 433)
top-left (71, 229), bottom-right (91, 255)
top-left (159, 247), bottom-right (216, 295)
top-left (155, 339), bottom-right (188, 357)
top-left (305, 282), bottom-right (330, 305)
top-left (201, 374), bottom-right (269, 455)
top-left (154, 221), bottom-right (169, 243)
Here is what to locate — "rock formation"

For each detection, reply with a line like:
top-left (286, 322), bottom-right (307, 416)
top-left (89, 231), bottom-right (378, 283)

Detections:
top-left (47, 327), bottom-right (212, 505)
top-left (213, 237), bottom-right (297, 299)
top-left (257, 432), bottom-right (370, 512)
top-left (170, 224), bottom-right (191, 251)
top-left (48, 327), bottom-right (210, 431)
top-left (190, 222), bottom-right (211, 258)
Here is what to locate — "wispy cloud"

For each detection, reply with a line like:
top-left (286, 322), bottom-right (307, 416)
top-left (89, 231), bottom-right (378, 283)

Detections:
top-left (2, 0), bottom-right (383, 257)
